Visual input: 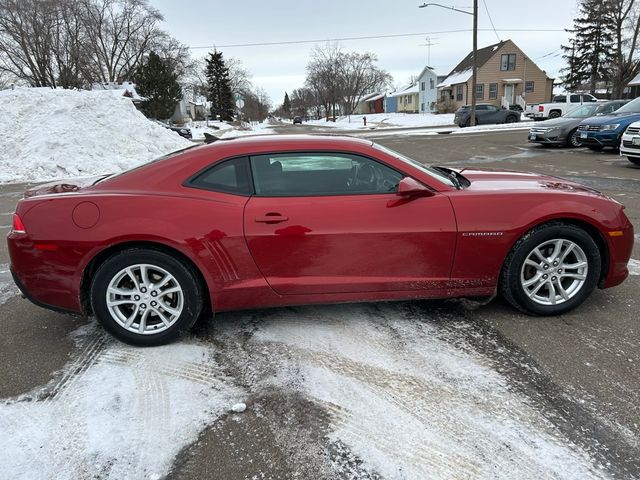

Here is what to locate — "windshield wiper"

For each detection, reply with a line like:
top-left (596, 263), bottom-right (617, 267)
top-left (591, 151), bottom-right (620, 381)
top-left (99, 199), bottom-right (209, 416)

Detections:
top-left (433, 166), bottom-right (462, 189)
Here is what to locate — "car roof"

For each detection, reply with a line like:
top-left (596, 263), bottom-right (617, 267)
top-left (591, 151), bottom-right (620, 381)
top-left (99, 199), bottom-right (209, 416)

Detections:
top-left (200, 134), bottom-right (373, 152)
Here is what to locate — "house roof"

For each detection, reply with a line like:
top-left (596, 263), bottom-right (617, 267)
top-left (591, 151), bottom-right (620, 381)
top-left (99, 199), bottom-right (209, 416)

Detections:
top-left (629, 73), bottom-right (640, 86)
top-left (365, 93), bottom-right (385, 102)
top-left (437, 68), bottom-right (473, 88)
top-left (389, 84), bottom-right (419, 97)
top-left (444, 40), bottom-right (507, 80)
top-left (416, 65), bottom-right (436, 81)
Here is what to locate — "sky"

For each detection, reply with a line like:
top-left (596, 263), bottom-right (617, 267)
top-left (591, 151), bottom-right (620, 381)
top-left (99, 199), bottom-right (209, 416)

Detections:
top-left (150, 0), bottom-right (578, 105)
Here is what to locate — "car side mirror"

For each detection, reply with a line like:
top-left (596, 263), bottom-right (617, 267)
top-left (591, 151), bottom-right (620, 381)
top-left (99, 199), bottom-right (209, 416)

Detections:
top-left (396, 177), bottom-right (433, 197)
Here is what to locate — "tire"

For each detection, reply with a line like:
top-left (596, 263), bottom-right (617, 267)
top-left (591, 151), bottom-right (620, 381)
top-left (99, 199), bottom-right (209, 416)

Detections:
top-left (464, 118), bottom-right (471, 128)
top-left (588, 145), bottom-right (604, 151)
top-left (548, 111), bottom-right (561, 119)
top-left (628, 156), bottom-right (640, 165)
top-left (505, 115), bottom-right (518, 123)
top-left (500, 223), bottom-right (601, 316)
top-left (91, 248), bottom-right (204, 346)
top-left (566, 128), bottom-right (581, 148)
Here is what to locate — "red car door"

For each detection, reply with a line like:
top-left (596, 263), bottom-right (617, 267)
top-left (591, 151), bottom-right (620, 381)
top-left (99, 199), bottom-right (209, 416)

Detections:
top-left (243, 152), bottom-right (457, 295)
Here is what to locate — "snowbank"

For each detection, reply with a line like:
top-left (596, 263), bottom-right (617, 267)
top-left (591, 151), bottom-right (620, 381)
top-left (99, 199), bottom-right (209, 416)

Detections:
top-left (0, 88), bottom-right (192, 184)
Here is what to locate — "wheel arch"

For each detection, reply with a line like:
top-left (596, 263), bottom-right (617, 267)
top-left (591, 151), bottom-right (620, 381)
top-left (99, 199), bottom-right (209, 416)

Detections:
top-left (79, 240), bottom-right (212, 317)
top-left (501, 217), bottom-right (609, 287)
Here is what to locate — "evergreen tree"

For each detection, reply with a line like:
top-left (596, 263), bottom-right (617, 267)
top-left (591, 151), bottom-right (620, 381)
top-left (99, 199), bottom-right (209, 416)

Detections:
top-left (561, 0), bottom-right (615, 93)
top-left (282, 92), bottom-right (291, 117)
top-left (134, 51), bottom-right (182, 119)
top-left (206, 51), bottom-right (235, 121)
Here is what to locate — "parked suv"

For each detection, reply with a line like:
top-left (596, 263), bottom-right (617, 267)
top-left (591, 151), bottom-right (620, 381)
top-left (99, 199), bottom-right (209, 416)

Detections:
top-left (620, 121), bottom-right (640, 165)
top-left (577, 97), bottom-right (640, 150)
top-left (454, 103), bottom-right (520, 128)
top-left (528, 100), bottom-right (628, 148)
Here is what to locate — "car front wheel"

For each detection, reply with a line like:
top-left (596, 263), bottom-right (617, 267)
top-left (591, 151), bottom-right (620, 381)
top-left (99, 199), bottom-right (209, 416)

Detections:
top-left (91, 248), bottom-right (204, 345)
top-left (567, 128), bottom-right (581, 148)
top-left (500, 223), bottom-right (601, 315)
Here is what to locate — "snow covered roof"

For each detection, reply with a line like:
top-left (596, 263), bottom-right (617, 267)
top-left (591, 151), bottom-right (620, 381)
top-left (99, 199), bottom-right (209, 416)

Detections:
top-left (502, 78), bottom-right (522, 83)
top-left (437, 68), bottom-right (472, 88)
top-left (629, 73), bottom-right (640, 86)
top-left (365, 93), bottom-right (385, 102)
top-left (389, 84), bottom-right (419, 97)
top-left (92, 81), bottom-right (143, 101)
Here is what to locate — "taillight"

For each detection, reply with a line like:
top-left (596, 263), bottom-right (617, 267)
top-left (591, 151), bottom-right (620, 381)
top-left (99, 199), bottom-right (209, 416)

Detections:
top-left (538, 105), bottom-right (544, 112)
top-left (12, 213), bottom-right (26, 233)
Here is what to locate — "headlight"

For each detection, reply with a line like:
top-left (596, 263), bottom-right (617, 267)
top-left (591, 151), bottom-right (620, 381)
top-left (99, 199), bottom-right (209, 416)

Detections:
top-left (546, 127), bottom-right (560, 134)
top-left (601, 124), bottom-right (620, 131)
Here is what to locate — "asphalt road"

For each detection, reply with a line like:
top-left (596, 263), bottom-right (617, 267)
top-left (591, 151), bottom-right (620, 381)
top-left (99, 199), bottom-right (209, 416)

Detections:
top-left (1, 128), bottom-right (639, 479)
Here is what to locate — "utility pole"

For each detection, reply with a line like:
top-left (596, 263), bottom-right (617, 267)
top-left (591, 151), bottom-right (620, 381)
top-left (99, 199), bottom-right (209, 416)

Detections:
top-left (418, 2), bottom-right (478, 125)
top-left (419, 36), bottom-right (439, 66)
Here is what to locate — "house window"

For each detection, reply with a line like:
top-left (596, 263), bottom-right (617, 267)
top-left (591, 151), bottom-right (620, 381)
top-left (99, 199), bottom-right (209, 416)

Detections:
top-left (500, 54), bottom-right (516, 71)
top-left (421, 103), bottom-right (425, 111)
top-left (489, 83), bottom-right (498, 99)
top-left (408, 95), bottom-right (412, 104)
top-left (456, 85), bottom-right (463, 101)
top-left (476, 83), bottom-right (484, 100)
top-left (421, 82), bottom-right (425, 91)
top-left (430, 78), bottom-right (435, 89)
top-left (525, 81), bottom-right (534, 93)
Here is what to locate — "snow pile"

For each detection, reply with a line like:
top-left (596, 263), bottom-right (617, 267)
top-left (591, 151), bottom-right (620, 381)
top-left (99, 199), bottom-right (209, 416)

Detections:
top-left (220, 121), bottom-right (277, 138)
top-left (0, 88), bottom-right (192, 184)
top-left (305, 112), bottom-right (455, 130)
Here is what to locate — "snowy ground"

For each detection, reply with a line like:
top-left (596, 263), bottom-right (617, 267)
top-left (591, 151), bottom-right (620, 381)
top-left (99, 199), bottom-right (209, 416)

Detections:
top-left (305, 112), bottom-right (455, 130)
top-left (0, 304), bottom-right (613, 480)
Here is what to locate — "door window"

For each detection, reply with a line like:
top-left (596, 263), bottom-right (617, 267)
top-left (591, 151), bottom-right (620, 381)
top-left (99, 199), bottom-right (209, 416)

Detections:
top-left (570, 94), bottom-right (581, 102)
top-left (250, 153), bottom-right (403, 196)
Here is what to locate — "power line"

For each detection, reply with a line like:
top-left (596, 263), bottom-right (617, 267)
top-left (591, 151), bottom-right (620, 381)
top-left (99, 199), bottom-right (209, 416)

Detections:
top-left (188, 28), bottom-right (566, 50)
top-left (482, 0), bottom-right (501, 42)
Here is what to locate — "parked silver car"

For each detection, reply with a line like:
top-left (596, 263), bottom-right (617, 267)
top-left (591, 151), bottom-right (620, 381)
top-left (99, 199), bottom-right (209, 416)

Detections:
top-left (528, 100), bottom-right (628, 147)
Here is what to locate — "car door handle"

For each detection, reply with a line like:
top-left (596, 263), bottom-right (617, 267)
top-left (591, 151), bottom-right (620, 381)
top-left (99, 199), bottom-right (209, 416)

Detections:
top-left (255, 213), bottom-right (288, 224)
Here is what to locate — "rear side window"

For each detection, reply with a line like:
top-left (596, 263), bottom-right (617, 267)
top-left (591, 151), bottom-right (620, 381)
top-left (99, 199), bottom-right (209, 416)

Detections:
top-left (570, 95), bottom-right (581, 102)
top-left (188, 157), bottom-right (253, 195)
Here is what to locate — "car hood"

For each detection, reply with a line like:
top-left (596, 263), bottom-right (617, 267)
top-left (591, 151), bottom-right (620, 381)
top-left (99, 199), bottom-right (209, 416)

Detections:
top-left (452, 168), bottom-right (607, 197)
top-left (580, 112), bottom-right (640, 126)
top-left (534, 117), bottom-right (580, 128)
top-left (24, 175), bottom-right (108, 198)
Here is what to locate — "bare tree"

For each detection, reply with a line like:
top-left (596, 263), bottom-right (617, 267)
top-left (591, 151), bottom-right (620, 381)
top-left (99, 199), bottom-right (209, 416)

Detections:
top-left (608, 0), bottom-right (640, 97)
top-left (304, 43), bottom-right (393, 119)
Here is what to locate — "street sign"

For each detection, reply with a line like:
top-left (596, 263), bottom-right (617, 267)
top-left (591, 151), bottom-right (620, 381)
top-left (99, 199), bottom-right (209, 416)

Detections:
top-left (236, 98), bottom-right (245, 109)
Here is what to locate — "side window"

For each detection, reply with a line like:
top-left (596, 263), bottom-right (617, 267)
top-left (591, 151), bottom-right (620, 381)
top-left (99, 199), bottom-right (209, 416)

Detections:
top-left (582, 95), bottom-right (596, 102)
top-left (187, 157), bottom-right (253, 195)
top-left (250, 153), bottom-right (403, 196)
top-left (570, 94), bottom-right (581, 102)
top-left (554, 95), bottom-right (566, 103)
top-left (476, 105), bottom-right (488, 111)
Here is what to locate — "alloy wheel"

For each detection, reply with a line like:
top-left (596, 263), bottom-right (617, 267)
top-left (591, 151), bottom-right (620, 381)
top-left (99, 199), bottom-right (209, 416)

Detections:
top-left (106, 263), bottom-right (184, 335)
top-left (520, 239), bottom-right (588, 306)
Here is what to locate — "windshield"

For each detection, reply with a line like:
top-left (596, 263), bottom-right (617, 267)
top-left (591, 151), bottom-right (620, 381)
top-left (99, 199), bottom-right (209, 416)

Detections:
top-left (614, 97), bottom-right (640, 113)
top-left (372, 143), bottom-right (456, 187)
top-left (564, 104), bottom-right (600, 118)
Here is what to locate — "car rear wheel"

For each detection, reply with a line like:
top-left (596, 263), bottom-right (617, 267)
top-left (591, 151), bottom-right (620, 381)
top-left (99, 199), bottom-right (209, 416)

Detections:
top-left (567, 128), bottom-right (581, 148)
top-left (628, 156), bottom-right (640, 165)
top-left (91, 249), bottom-right (204, 346)
top-left (548, 111), bottom-right (561, 119)
top-left (500, 223), bottom-right (601, 316)
top-left (505, 115), bottom-right (518, 123)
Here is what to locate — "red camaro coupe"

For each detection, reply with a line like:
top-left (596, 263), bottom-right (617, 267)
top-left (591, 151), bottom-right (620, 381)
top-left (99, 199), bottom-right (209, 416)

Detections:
top-left (7, 135), bottom-right (634, 345)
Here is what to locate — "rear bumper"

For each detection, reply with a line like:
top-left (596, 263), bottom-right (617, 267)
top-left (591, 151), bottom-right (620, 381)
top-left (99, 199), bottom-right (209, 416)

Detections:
top-left (7, 233), bottom-right (84, 314)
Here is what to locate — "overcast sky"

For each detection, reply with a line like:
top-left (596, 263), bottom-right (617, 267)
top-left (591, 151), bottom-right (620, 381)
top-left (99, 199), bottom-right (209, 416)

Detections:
top-left (150, 0), bottom-right (578, 105)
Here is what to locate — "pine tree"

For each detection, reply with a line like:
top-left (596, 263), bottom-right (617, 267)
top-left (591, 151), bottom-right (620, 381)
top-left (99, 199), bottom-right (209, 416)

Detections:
top-left (134, 51), bottom-right (182, 119)
top-left (205, 51), bottom-right (235, 121)
top-left (561, 0), bottom-right (615, 94)
top-left (282, 92), bottom-right (291, 117)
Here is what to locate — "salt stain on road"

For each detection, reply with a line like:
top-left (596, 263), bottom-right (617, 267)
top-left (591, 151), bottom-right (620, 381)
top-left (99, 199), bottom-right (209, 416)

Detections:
top-left (0, 324), bottom-right (244, 480)
top-left (627, 259), bottom-right (640, 275)
top-left (0, 264), bottom-right (18, 305)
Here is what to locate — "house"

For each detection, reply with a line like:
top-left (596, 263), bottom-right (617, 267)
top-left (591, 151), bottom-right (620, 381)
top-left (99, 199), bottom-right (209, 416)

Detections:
top-left (385, 92), bottom-right (398, 113)
top-left (626, 73), bottom-right (640, 99)
top-left (417, 66), bottom-right (438, 113)
top-left (352, 92), bottom-right (385, 114)
top-left (388, 84), bottom-right (419, 113)
top-left (437, 39), bottom-right (553, 112)
top-left (172, 96), bottom-right (207, 123)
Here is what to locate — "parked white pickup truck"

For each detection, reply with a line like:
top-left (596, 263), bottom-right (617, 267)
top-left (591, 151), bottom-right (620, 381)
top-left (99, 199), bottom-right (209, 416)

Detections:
top-left (525, 93), bottom-right (599, 121)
